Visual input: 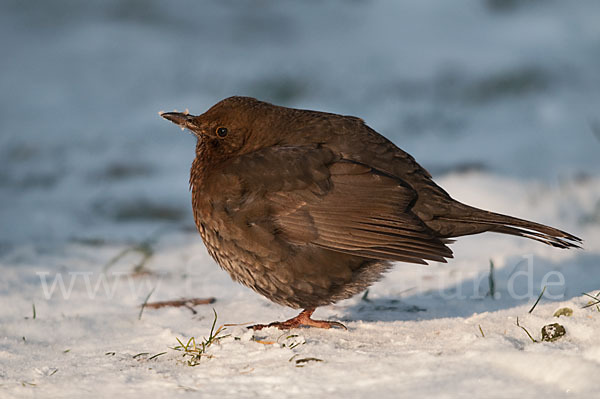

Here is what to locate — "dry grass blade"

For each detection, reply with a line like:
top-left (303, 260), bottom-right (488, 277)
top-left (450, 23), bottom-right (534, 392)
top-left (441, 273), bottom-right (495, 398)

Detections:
top-left (361, 289), bottom-right (371, 302)
top-left (24, 303), bottom-right (37, 320)
top-left (275, 333), bottom-right (305, 349)
top-left (516, 317), bottom-right (537, 343)
top-left (223, 322), bottom-right (255, 327)
top-left (254, 340), bottom-right (276, 345)
top-left (144, 297), bottom-right (216, 315)
top-left (487, 260), bottom-right (495, 299)
top-left (528, 286), bottom-right (546, 314)
top-left (103, 244), bottom-right (152, 272)
top-left (103, 233), bottom-right (160, 274)
top-left (138, 287), bottom-right (156, 320)
top-left (148, 352), bottom-right (167, 360)
top-left (581, 291), bottom-right (600, 309)
top-left (478, 324), bottom-right (485, 338)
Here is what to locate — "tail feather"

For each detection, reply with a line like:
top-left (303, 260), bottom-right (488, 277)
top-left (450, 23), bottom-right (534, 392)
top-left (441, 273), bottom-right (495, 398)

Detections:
top-left (437, 205), bottom-right (582, 249)
top-left (488, 225), bottom-right (580, 249)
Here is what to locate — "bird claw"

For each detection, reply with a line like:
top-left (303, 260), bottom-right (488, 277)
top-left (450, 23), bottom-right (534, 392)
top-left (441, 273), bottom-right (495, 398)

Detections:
top-left (249, 319), bottom-right (347, 331)
top-left (248, 308), bottom-right (347, 330)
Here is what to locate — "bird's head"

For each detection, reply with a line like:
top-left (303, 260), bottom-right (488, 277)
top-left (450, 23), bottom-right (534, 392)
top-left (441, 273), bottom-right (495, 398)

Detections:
top-left (160, 96), bottom-right (283, 157)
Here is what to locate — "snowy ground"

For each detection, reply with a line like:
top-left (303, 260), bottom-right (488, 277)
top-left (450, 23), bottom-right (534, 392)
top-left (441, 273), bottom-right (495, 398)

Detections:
top-left (1, 1), bottom-right (600, 398)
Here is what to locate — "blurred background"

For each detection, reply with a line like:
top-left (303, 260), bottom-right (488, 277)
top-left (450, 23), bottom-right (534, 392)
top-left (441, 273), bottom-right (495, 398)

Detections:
top-left (1, 0), bottom-right (599, 251)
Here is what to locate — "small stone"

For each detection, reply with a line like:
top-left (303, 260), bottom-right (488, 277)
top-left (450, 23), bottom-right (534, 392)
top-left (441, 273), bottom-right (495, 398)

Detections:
top-left (541, 323), bottom-right (566, 342)
top-left (553, 307), bottom-right (573, 317)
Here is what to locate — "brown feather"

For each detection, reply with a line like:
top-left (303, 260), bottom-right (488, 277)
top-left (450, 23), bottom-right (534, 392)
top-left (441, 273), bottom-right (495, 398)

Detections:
top-left (270, 159), bottom-right (453, 265)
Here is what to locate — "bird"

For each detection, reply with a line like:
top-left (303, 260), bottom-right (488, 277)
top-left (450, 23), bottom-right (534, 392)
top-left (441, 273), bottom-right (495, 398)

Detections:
top-left (160, 96), bottom-right (581, 330)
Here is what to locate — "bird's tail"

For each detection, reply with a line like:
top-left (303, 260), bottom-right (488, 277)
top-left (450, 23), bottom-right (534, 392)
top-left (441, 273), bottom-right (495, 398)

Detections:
top-left (436, 204), bottom-right (582, 249)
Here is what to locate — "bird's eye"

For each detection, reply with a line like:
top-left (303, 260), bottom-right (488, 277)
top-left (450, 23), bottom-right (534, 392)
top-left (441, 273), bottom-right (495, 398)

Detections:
top-left (216, 127), bottom-right (228, 138)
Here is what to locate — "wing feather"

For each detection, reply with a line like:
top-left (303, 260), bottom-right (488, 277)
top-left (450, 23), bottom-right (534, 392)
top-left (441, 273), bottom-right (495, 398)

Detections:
top-left (268, 159), bottom-right (453, 264)
top-left (217, 146), bottom-right (453, 265)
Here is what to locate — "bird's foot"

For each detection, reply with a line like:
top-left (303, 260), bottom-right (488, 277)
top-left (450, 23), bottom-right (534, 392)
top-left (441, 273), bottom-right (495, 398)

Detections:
top-left (249, 308), bottom-right (347, 330)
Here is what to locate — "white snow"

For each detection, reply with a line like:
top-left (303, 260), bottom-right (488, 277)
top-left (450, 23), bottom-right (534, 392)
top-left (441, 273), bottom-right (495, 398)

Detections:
top-left (1, 1), bottom-right (600, 398)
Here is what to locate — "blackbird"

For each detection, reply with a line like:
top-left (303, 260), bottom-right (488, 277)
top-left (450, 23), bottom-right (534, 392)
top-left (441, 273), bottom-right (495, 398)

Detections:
top-left (161, 96), bottom-right (581, 330)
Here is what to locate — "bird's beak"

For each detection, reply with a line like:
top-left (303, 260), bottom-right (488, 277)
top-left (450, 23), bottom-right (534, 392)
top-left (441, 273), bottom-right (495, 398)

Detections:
top-left (159, 111), bottom-right (197, 131)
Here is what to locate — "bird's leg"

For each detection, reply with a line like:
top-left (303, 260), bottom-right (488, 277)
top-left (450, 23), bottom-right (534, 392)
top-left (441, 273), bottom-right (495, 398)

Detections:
top-left (250, 308), bottom-right (347, 330)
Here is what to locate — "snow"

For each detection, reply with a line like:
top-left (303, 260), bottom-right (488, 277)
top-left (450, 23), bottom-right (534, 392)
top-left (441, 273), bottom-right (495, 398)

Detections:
top-left (1, 1), bottom-right (600, 398)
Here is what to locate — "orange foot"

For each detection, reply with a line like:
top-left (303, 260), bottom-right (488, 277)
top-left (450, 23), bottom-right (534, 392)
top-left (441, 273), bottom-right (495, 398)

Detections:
top-left (250, 308), bottom-right (347, 330)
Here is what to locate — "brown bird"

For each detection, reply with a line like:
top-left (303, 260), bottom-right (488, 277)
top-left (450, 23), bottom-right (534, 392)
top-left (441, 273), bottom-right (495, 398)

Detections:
top-left (161, 96), bottom-right (581, 330)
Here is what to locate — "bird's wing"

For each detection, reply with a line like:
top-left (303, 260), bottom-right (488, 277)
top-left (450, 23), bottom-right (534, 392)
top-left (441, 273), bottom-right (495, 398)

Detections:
top-left (217, 145), bottom-right (338, 196)
top-left (267, 158), bottom-right (453, 264)
top-left (217, 145), bottom-right (452, 265)
top-left (201, 145), bottom-right (340, 262)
